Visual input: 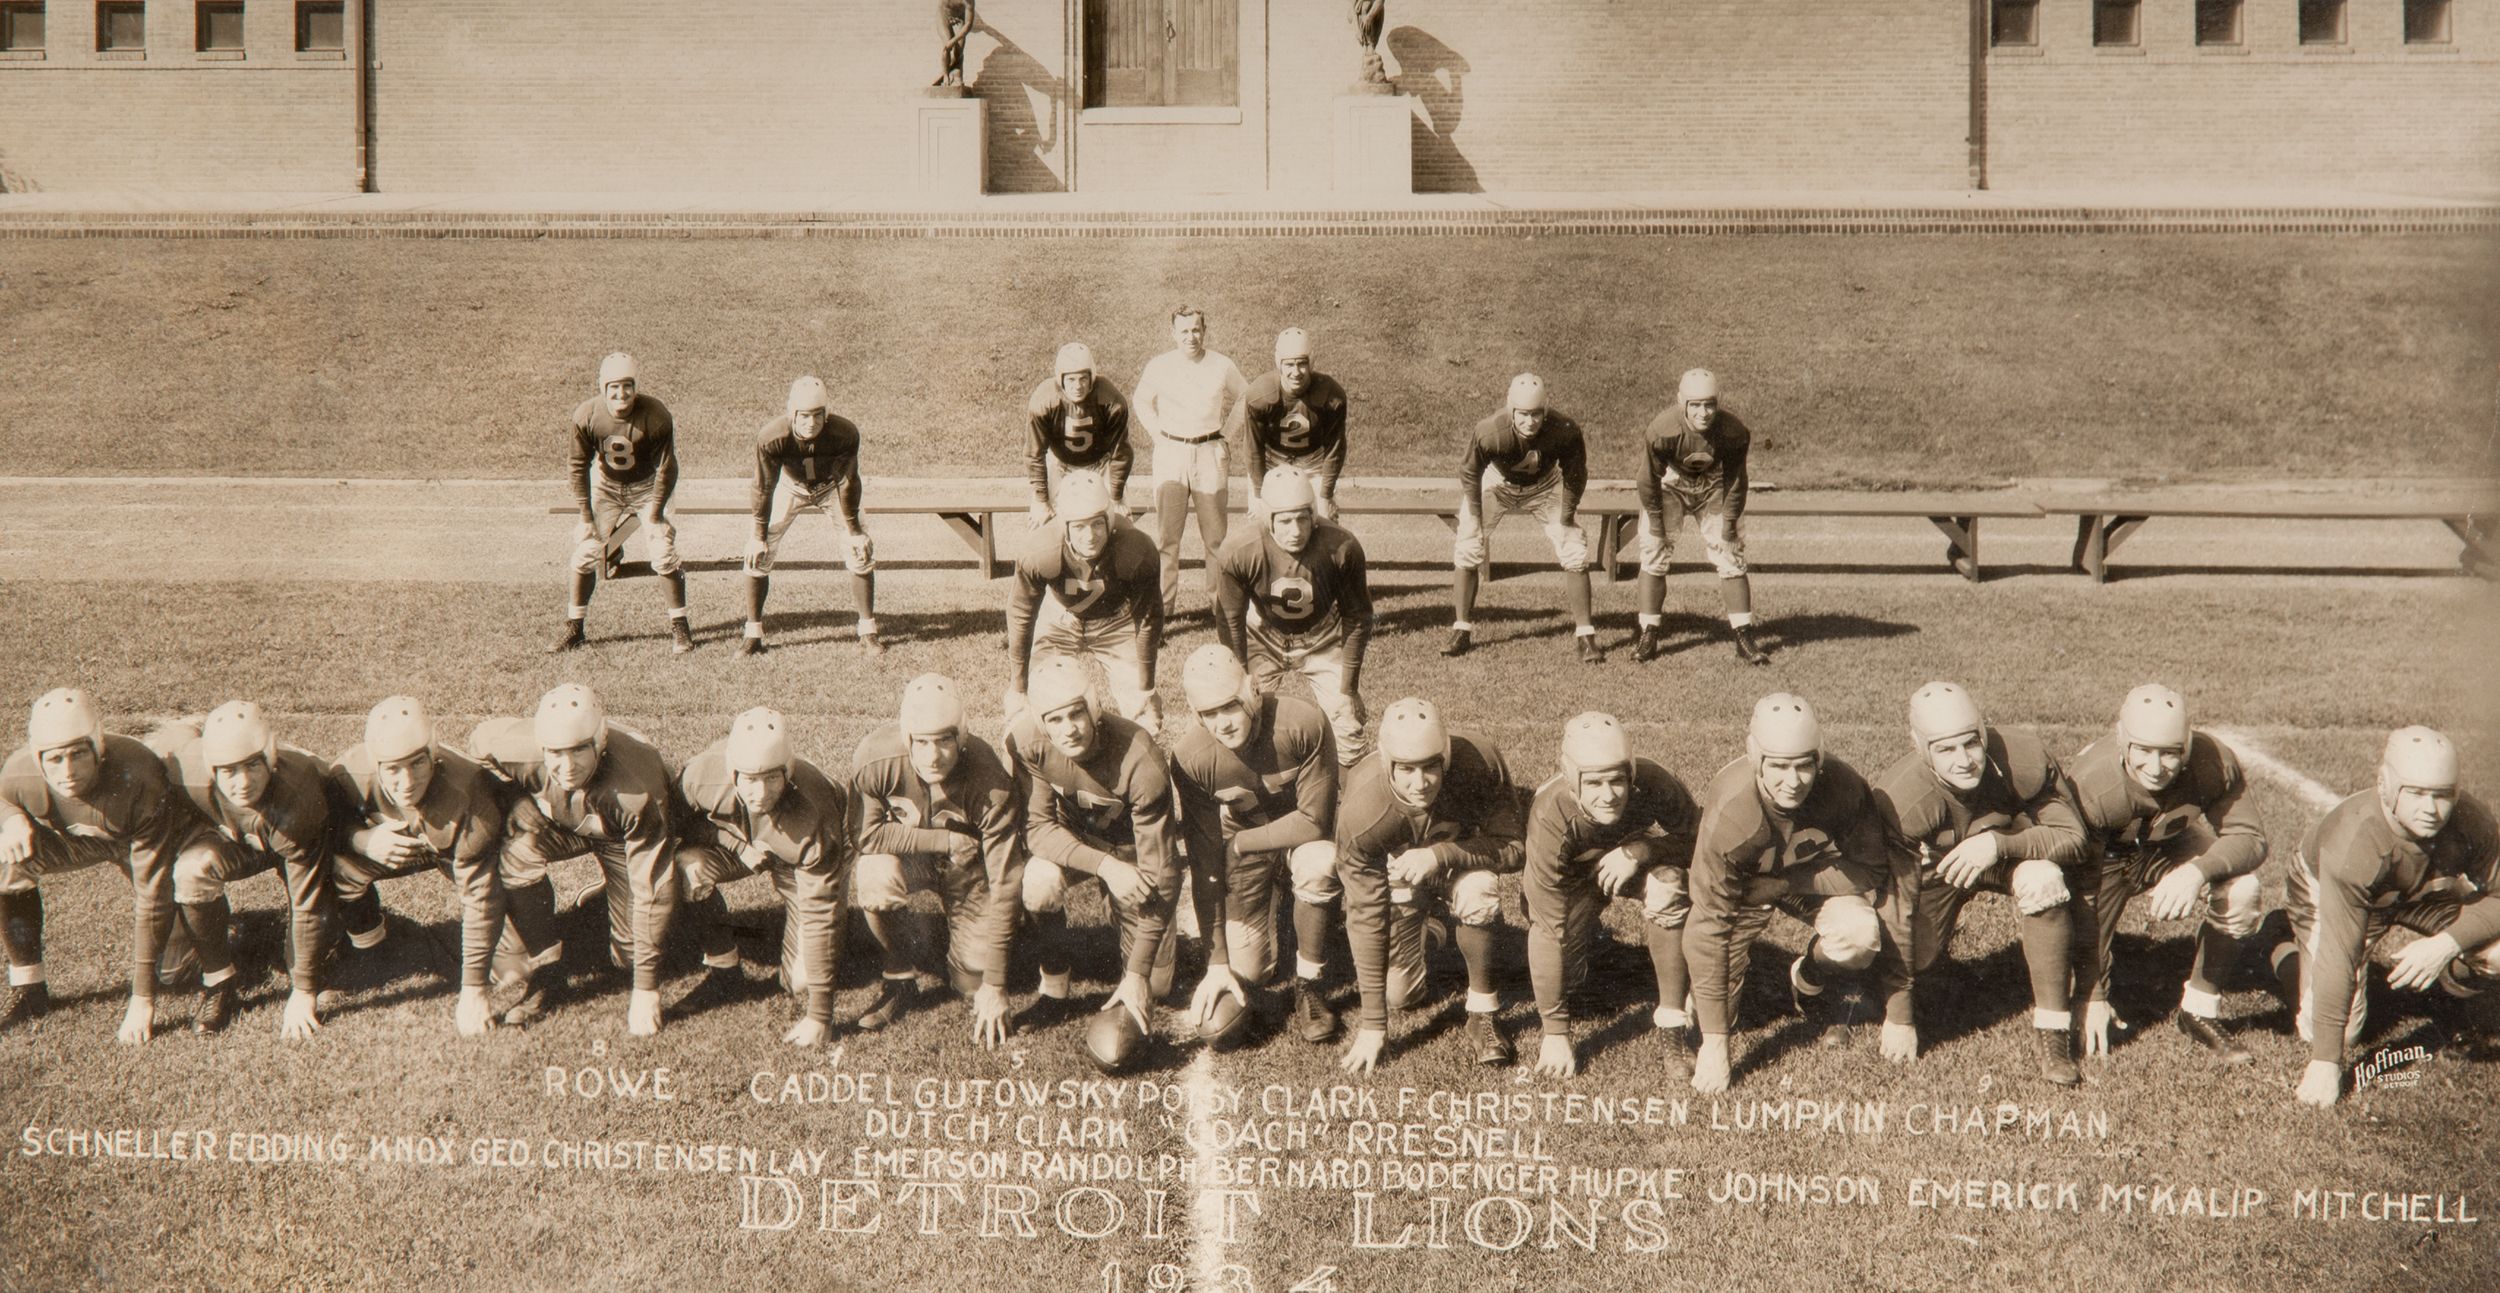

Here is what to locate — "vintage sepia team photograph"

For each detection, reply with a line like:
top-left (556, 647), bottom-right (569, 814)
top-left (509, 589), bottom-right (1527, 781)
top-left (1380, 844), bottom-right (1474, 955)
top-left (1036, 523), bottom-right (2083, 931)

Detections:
top-left (1, 1), bottom-right (2495, 1289)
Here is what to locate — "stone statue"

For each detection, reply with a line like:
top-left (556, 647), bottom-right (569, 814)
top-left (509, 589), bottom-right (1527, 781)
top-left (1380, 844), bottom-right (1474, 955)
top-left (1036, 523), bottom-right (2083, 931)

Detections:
top-left (934, 0), bottom-right (977, 90)
top-left (1350, 0), bottom-right (1389, 88)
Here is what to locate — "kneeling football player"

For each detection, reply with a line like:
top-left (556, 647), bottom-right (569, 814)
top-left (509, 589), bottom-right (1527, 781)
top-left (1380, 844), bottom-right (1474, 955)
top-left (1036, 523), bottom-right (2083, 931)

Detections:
top-left (1524, 713), bottom-right (1699, 1079)
top-left (1330, 698), bottom-right (1526, 1072)
top-left (851, 674), bottom-right (1024, 1048)
top-left (676, 708), bottom-right (850, 1047)
top-left (1688, 694), bottom-right (1919, 1093)
top-left (160, 702), bottom-right (338, 1039)
top-left (1170, 646), bottom-right (1340, 1045)
top-left (1874, 683), bottom-right (2088, 1086)
top-left (2067, 685), bottom-right (2268, 1064)
top-left (1008, 657), bottom-right (1183, 1052)
top-left (2278, 727), bottom-right (2500, 1107)
top-left (328, 696), bottom-right (510, 1036)
top-left (0, 689), bottom-right (193, 1045)
top-left (471, 684), bottom-right (679, 1035)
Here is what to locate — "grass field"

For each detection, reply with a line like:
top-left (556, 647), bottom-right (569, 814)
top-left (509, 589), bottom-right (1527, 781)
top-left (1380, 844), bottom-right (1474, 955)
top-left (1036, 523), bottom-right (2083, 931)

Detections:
top-left (4, 233), bottom-right (2497, 484)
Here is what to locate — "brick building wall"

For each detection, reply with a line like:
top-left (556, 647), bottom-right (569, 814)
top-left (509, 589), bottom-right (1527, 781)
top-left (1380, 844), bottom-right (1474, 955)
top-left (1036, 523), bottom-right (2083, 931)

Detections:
top-left (0, 0), bottom-right (352, 192)
top-left (1986, 0), bottom-right (2500, 192)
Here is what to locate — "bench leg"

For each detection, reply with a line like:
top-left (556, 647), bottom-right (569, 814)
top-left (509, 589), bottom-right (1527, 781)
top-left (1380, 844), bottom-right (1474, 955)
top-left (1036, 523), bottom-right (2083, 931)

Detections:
top-left (937, 511), bottom-right (1007, 579)
top-left (2443, 517), bottom-right (2496, 577)
top-left (602, 512), bottom-right (642, 576)
top-left (2094, 516), bottom-right (2147, 584)
top-left (1603, 513), bottom-right (1636, 583)
top-left (1928, 515), bottom-right (1980, 582)
top-left (2070, 515), bottom-right (2097, 574)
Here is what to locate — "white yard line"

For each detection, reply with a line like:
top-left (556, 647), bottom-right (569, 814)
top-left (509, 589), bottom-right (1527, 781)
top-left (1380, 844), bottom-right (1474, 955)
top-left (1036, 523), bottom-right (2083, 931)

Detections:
top-left (1181, 1049), bottom-right (1232, 1288)
top-left (2208, 725), bottom-right (2344, 812)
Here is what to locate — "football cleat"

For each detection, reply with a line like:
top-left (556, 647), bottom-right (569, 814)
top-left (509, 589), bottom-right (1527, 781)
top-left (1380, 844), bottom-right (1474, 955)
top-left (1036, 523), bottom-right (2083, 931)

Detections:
top-left (859, 629), bottom-right (887, 656)
top-left (1659, 1023), bottom-right (1695, 1083)
top-left (1576, 635), bottom-right (1607, 666)
top-left (737, 636), bottom-right (766, 658)
top-left (496, 975), bottom-right (549, 1027)
top-left (1441, 629), bottom-right (1473, 658)
top-left (1633, 626), bottom-right (1664, 663)
top-left (546, 620), bottom-right (587, 654)
top-left (1, 982), bottom-right (50, 1029)
top-left (1732, 625), bottom-right (1770, 666)
top-left (1821, 985), bottom-right (1873, 1048)
top-left (195, 980), bottom-right (238, 1035)
top-left (670, 621), bottom-right (697, 655)
top-left (854, 977), bottom-right (917, 1032)
top-left (1467, 1011), bottom-right (1514, 1067)
top-left (2175, 1012), bottom-right (2252, 1065)
top-left (2038, 1026), bottom-right (2081, 1087)
top-left (1289, 981), bottom-right (1340, 1044)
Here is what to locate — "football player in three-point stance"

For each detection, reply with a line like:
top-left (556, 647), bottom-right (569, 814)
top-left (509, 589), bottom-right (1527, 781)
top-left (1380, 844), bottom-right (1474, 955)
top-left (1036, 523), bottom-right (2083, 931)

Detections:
top-left (0, 689), bottom-right (190, 1044)
top-left (553, 352), bottom-right (694, 655)
top-left (1169, 646), bottom-right (1341, 1044)
top-left (673, 708), bottom-right (850, 1047)
top-left (1872, 683), bottom-right (2087, 1086)
top-left (1446, 374), bottom-right (1603, 664)
top-left (470, 684), bottom-right (679, 1035)
top-left (741, 376), bottom-right (882, 658)
top-left (1005, 475), bottom-right (1167, 737)
top-left (1132, 306), bottom-right (1249, 617)
top-left (327, 696), bottom-right (510, 1036)
top-left (1523, 713), bottom-right (1700, 1079)
top-left (1213, 466), bottom-right (1373, 766)
top-left (159, 702), bottom-right (338, 1039)
top-left (1687, 694), bottom-right (1919, 1094)
top-left (1329, 698), bottom-right (1526, 1072)
top-left (2067, 684), bottom-right (2268, 1064)
top-left (2278, 727), bottom-right (2500, 1107)
top-left (1025, 341), bottom-right (1134, 528)
top-left (851, 674), bottom-right (1025, 1047)
top-left (1243, 328), bottom-right (1350, 522)
top-left (1008, 657), bottom-right (1184, 1039)
top-left (1633, 368), bottom-right (1768, 666)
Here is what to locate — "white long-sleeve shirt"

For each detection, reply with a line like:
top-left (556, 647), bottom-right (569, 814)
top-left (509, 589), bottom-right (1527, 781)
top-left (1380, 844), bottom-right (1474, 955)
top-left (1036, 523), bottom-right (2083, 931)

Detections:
top-left (1134, 349), bottom-right (1249, 443)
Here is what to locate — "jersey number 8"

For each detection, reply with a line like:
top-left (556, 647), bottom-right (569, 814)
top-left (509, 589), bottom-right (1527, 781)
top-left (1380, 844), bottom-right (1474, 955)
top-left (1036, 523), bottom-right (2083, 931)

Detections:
top-left (601, 435), bottom-right (638, 473)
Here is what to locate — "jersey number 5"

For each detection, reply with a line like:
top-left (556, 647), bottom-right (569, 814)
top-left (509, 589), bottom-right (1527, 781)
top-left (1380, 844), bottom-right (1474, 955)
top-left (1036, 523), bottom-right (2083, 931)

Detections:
top-left (1063, 413), bottom-right (1096, 455)
top-left (600, 435), bottom-right (638, 473)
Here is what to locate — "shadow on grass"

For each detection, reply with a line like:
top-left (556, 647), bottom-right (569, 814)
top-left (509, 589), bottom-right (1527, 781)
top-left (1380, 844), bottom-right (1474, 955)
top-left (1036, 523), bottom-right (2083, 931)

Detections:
top-left (2092, 563), bottom-right (2470, 584)
top-left (1756, 612), bottom-right (1919, 651)
top-left (1913, 937), bottom-right (2051, 1051)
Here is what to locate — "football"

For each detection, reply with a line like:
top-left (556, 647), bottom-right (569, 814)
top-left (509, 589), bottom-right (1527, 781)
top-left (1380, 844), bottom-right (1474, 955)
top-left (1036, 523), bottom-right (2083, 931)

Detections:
top-left (1083, 1005), bottom-right (1146, 1075)
top-left (1199, 990), bottom-right (1254, 1051)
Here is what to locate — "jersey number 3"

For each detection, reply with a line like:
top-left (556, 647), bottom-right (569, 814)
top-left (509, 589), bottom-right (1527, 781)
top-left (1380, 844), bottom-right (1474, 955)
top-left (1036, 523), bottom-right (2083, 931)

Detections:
top-left (600, 435), bottom-right (638, 473)
top-left (1267, 576), bottom-right (1316, 620)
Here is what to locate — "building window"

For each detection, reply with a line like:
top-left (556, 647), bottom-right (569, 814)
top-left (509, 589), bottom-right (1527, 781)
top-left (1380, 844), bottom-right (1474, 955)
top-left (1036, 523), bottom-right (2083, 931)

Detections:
top-left (194, 0), bottom-right (240, 51)
top-left (2404, 0), bottom-right (2452, 45)
top-left (1085, 0), bottom-right (1238, 107)
top-left (2194, 0), bottom-right (2241, 46)
top-left (2093, 0), bottom-right (2139, 47)
top-left (2297, 0), bottom-right (2345, 44)
top-left (1989, 0), bottom-right (2037, 47)
top-left (94, 0), bottom-right (141, 49)
top-left (293, 0), bottom-right (336, 51)
top-left (0, 2), bottom-right (43, 52)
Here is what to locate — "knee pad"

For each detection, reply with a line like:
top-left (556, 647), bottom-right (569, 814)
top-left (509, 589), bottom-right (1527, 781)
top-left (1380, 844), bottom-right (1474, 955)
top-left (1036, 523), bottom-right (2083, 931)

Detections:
top-left (1813, 896), bottom-right (1882, 971)
top-left (1642, 867), bottom-right (1690, 929)
top-left (172, 843), bottom-right (228, 905)
top-left (2206, 873), bottom-right (2262, 938)
top-left (854, 854), bottom-right (910, 912)
top-left (1450, 870), bottom-right (1503, 927)
top-left (743, 549), bottom-right (775, 577)
top-left (2468, 938), bottom-right (2500, 981)
top-left (2009, 859), bottom-right (2071, 916)
top-left (1704, 540), bottom-right (1747, 580)
top-left (569, 540), bottom-right (605, 574)
top-left (845, 538), bottom-right (876, 576)
top-left (498, 840), bottom-right (555, 889)
top-left (1549, 526), bottom-right (1590, 573)
top-left (1022, 859), bottom-right (1068, 913)
top-left (1288, 841), bottom-right (1341, 906)
top-left (1452, 534), bottom-right (1488, 571)
top-left (1223, 919), bottom-right (1275, 983)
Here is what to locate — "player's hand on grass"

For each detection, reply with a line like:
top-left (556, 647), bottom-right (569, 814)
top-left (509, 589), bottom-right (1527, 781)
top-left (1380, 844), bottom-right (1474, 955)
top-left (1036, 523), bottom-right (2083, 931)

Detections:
top-left (117, 996), bottom-right (154, 1046)
top-left (783, 1016), bottom-right (832, 1049)
top-left (281, 989), bottom-right (322, 1041)
top-left (2295, 1059), bottom-right (2343, 1108)
top-left (1534, 1033), bottom-right (1578, 1077)
top-left (627, 988), bottom-right (662, 1037)
top-left (1103, 973), bottom-right (1152, 1035)
top-left (1881, 1022), bottom-right (1918, 1063)
top-left (1189, 963), bottom-right (1245, 1027)
top-left (2146, 864), bottom-right (2209, 922)
top-left (1937, 832), bottom-right (2000, 889)
top-left (1691, 1034), bottom-right (1731, 1093)
top-left (0, 813), bottom-right (33, 865)
top-left (1099, 858), bottom-right (1149, 908)
top-left (2083, 1000), bottom-right (2116, 1058)
top-left (970, 985), bottom-right (1009, 1049)
top-left (1387, 847), bottom-right (1443, 888)
top-left (2387, 932), bottom-right (2461, 991)
top-left (1594, 847), bottom-right (1641, 896)
top-left (1340, 1027), bottom-right (1386, 1074)
top-left (455, 987), bottom-right (492, 1036)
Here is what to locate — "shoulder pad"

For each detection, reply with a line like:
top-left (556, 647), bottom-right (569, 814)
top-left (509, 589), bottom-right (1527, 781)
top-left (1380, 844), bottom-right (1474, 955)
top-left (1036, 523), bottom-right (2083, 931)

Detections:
top-left (1993, 726), bottom-right (2055, 799)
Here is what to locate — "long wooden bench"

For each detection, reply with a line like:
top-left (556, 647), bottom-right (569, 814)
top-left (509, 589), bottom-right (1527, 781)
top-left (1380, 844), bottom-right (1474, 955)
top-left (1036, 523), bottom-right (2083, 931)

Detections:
top-left (2036, 491), bottom-right (2499, 582)
top-left (566, 480), bottom-right (2034, 582)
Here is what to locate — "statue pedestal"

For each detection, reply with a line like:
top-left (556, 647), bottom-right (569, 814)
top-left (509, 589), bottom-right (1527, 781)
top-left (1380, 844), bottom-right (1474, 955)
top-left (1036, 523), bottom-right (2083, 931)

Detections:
top-left (1332, 94), bottom-right (1413, 196)
top-left (911, 96), bottom-right (986, 198)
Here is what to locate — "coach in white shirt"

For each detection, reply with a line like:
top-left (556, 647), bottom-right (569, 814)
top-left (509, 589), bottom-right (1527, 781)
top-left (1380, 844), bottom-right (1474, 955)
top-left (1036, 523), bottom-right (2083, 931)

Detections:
top-left (1133, 305), bottom-right (1250, 617)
